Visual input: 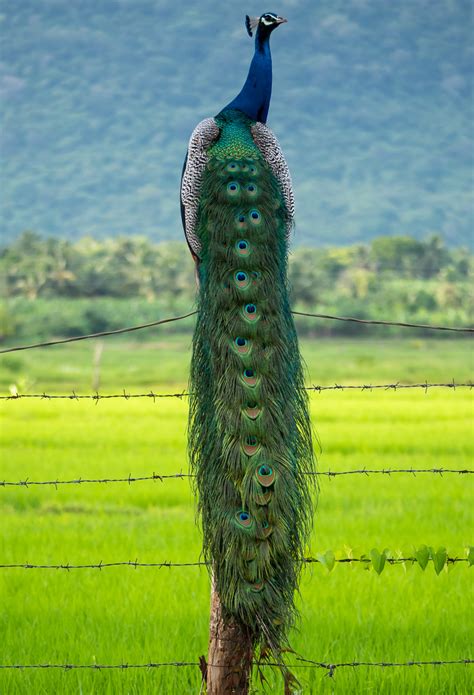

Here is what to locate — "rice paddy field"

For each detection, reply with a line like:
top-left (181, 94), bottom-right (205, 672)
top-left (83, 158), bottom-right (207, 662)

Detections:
top-left (0, 335), bottom-right (473, 694)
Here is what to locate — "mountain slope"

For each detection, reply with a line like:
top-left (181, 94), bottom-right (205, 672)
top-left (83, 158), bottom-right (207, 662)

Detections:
top-left (1, 1), bottom-right (472, 246)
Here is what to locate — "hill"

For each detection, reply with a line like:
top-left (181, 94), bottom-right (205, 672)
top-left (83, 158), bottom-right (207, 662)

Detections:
top-left (1, 1), bottom-right (472, 246)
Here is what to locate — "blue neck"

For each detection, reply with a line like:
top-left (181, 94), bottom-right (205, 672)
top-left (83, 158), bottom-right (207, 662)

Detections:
top-left (220, 32), bottom-right (272, 123)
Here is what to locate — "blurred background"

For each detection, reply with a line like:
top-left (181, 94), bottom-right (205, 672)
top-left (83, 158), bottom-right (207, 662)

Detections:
top-left (0, 0), bottom-right (473, 344)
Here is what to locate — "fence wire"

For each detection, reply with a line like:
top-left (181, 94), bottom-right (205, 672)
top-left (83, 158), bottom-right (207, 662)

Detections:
top-left (1, 309), bottom-right (472, 355)
top-left (1, 468), bottom-right (472, 488)
top-left (292, 310), bottom-right (474, 333)
top-left (0, 658), bottom-right (471, 674)
top-left (1, 381), bottom-right (473, 402)
top-left (0, 557), bottom-right (469, 570)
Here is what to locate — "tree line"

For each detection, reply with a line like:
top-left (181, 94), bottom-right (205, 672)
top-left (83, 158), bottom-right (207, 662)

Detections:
top-left (1, 231), bottom-right (472, 340)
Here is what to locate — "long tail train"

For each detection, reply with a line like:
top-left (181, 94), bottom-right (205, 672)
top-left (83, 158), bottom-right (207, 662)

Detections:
top-left (186, 108), bottom-right (316, 652)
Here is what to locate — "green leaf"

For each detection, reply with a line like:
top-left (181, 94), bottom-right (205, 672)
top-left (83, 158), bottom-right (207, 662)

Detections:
top-left (467, 547), bottom-right (474, 567)
top-left (370, 548), bottom-right (386, 575)
top-left (415, 545), bottom-right (430, 571)
top-left (317, 550), bottom-right (335, 573)
top-left (432, 547), bottom-right (447, 575)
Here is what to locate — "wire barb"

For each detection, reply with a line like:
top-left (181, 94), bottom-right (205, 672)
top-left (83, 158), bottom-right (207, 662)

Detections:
top-left (1, 382), bottom-right (472, 401)
top-left (0, 468), bottom-right (471, 488)
top-left (0, 658), bottom-right (471, 671)
top-left (0, 557), bottom-right (468, 570)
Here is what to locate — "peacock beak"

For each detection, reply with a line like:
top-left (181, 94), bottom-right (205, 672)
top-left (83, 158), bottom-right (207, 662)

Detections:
top-left (276, 16), bottom-right (288, 25)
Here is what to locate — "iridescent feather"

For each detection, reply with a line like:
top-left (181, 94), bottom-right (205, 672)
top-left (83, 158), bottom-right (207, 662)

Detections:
top-left (181, 13), bottom-right (316, 659)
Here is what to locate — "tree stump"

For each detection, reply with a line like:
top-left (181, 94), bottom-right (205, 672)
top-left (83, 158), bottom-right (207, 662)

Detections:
top-left (207, 580), bottom-right (253, 694)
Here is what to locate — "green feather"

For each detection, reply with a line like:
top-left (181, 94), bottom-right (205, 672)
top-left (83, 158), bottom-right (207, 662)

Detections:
top-left (189, 110), bottom-right (316, 650)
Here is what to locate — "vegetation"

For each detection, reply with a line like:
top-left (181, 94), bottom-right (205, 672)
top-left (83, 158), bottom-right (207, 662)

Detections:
top-left (0, 339), bottom-right (472, 693)
top-left (1, 232), bottom-right (472, 341)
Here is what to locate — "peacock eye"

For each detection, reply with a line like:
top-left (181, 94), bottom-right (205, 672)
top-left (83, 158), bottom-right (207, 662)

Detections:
top-left (226, 182), bottom-right (240, 196)
top-left (236, 510), bottom-right (253, 528)
top-left (235, 213), bottom-right (247, 230)
top-left (242, 302), bottom-right (258, 323)
top-left (249, 209), bottom-right (261, 225)
top-left (245, 402), bottom-right (261, 419)
top-left (227, 162), bottom-right (239, 172)
top-left (234, 270), bottom-right (250, 289)
top-left (234, 336), bottom-right (250, 355)
top-left (235, 239), bottom-right (251, 256)
top-left (257, 464), bottom-right (275, 487)
top-left (242, 368), bottom-right (258, 386)
top-left (243, 434), bottom-right (260, 455)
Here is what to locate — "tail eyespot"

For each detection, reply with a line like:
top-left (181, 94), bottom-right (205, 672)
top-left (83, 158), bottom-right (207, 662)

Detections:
top-left (235, 239), bottom-right (250, 256)
top-left (234, 271), bottom-right (250, 289)
top-left (235, 510), bottom-right (253, 529)
top-left (245, 183), bottom-right (258, 198)
top-left (235, 214), bottom-right (247, 230)
top-left (244, 403), bottom-right (261, 419)
top-left (226, 162), bottom-right (240, 173)
top-left (243, 303), bottom-right (258, 321)
top-left (261, 521), bottom-right (273, 538)
top-left (226, 181), bottom-right (240, 197)
top-left (256, 464), bottom-right (275, 487)
top-left (249, 209), bottom-right (262, 226)
top-left (234, 336), bottom-right (250, 354)
top-left (242, 368), bottom-right (257, 386)
top-left (249, 581), bottom-right (265, 592)
top-left (243, 435), bottom-right (260, 456)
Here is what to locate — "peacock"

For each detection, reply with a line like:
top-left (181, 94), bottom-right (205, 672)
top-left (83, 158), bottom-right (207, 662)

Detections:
top-left (181, 12), bottom-right (315, 661)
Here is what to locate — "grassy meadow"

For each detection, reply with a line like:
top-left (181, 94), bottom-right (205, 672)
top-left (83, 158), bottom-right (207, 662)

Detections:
top-left (0, 335), bottom-right (473, 694)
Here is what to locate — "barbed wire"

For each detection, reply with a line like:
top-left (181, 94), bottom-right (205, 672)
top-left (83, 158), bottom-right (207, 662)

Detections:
top-left (292, 657), bottom-right (474, 677)
top-left (0, 311), bottom-right (198, 354)
top-left (0, 557), bottom-right (468, 570)
top-left (1, 467), bottom-right (472, 488)
top-left (1, 381), bottom-right (473, 402)
top-left (292, 310), bottom-right (474, 333)
top-left (0, 658), bottom-right (471, 673)
top-left (1, 310), bottom-right (472, 355)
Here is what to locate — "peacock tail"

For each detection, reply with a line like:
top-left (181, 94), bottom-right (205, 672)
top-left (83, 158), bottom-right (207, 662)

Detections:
top-left (181, 14), bottom-right (316, 659)
top-left (187, 108), bottom-right (315, 650)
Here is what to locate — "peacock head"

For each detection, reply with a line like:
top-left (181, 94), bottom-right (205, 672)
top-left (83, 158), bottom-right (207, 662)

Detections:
top-left (245, 13), bottom-right (287, 39)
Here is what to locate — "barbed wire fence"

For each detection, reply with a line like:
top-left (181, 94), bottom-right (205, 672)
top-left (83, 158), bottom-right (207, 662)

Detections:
top-left (1, 467), bottom-right (472, 488)
top-left (1, 309), bottom-right (473, 680)
top-left (0, 309), bottom-right (473, 356)
top-left (0, 557), bottom-right (470, 570)
top-left (0, 658), bottom-right (472, 675)
top-left (1, 381), bottom-right (473, 402)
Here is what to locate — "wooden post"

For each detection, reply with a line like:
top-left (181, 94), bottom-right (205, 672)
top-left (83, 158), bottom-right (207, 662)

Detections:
top-left (207, 578), bottom-right (253, 694)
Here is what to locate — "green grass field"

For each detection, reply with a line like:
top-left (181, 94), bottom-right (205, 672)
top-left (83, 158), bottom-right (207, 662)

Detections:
top-left (0, 337), bottom-right (473, 694)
